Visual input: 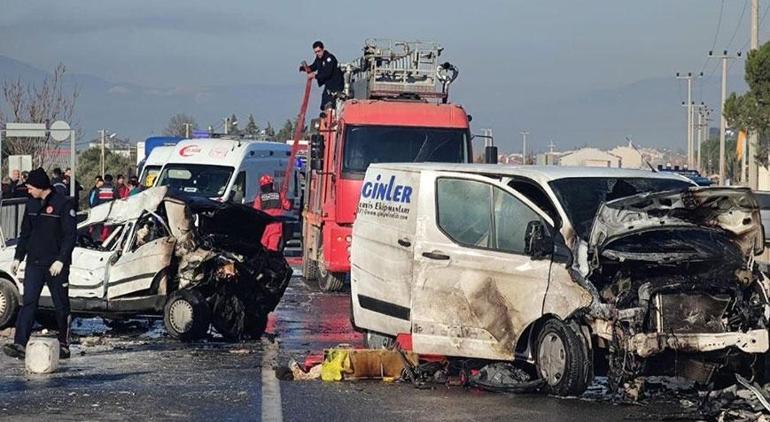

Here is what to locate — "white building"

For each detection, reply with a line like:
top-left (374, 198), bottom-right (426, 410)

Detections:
top-left (558, 148), bottom-right (621, 168)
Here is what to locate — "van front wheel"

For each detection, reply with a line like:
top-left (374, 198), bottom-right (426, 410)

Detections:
top-left (535, 319), bottom-right (592, 396)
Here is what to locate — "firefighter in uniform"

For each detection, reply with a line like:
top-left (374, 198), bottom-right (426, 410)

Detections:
top-left (253, 175), bottom-right (291, 251)
top-left (302, 40), bottom-right (345, 111)
top-left (3, 168), bottom-right (76, 360)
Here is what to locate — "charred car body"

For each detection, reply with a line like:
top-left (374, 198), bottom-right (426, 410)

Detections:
top-left (351, 164), bottom-right (769, 395)
top-left (0, 187), bottom-right (292, 341)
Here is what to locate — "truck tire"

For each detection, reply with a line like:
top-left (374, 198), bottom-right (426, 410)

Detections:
top-left (535, 319), bottom-right (593, 396)
top-left (302, 258), bottom-right (319, 281)
top-left (319, 271), bottom-right (345, 292)
top-left (0, 278), bottom-right (19, 328)
top-left (363, 330), bottom-right (395, 349)
top-left (164, 289), bottom-right (210, 341)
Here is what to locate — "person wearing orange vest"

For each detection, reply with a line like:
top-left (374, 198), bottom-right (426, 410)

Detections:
top-left (253, 174), bottom-right (291, 251)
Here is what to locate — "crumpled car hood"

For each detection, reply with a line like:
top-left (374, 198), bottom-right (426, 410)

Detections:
top-left (588, 187), bottom-right (764, 264)
top-left (79, 186), bottom-right (169, 228)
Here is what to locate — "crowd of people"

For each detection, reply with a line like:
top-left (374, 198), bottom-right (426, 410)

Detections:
top-left (2, 167), bottom-right (142, 209)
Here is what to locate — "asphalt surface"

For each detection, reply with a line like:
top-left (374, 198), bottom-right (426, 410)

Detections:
top-left (0, 271), bottom-right (694, 421)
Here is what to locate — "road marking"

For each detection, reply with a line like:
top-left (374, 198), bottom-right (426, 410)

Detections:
top-left (261, 339), bottom-right (283, 422)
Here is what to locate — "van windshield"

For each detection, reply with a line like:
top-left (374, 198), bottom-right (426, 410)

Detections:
top-left (140, 165), bottom-right (161, 188)
top-left (342, 125), bottom-right (468, 177)
top-left (549, 177), bottom-right (693, 241)
top-left (157, 164), bottom-right (235, 198)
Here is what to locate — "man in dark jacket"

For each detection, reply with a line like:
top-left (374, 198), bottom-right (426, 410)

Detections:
top-left (302, 41), bottom-right (345, 110)
top-left (3, 168), bottom-right (76, 360)
top-left (51, 167), bottom-right (68, 196)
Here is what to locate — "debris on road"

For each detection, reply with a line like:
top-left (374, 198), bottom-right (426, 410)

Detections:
top-left (463, 361), bottom-right (544, 394)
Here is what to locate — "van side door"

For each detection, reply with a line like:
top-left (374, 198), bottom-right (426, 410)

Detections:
top-left (411, 173), bottom-right (555, 360)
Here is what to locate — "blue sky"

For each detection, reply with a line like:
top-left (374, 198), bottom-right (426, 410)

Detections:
top-left (0, 1), bottom-right (766, 151)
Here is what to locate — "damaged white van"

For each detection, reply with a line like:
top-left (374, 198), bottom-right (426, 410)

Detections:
top-left (351, 163), bottom-right (770, 395)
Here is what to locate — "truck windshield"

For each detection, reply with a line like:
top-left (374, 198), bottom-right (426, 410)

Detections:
top-left (549, 177), bottom-right (693, 241)
top-left (157, 164), bottom-right (235, 198)
top-left (342, 125), bottom-right (468, 177)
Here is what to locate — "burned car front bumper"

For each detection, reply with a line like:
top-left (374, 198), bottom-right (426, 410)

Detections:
top-left (626, 329), bottom-right (769, 358)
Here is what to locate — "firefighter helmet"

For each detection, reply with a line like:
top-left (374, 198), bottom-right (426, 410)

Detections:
top-left (260, 174), bottom-right (274, 187)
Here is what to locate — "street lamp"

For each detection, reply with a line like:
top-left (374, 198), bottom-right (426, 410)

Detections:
top-left (100, 130), bottom-right (117, 177)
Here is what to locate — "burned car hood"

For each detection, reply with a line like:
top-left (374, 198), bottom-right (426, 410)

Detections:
top-left (588, 187), bottom-right (764, 265)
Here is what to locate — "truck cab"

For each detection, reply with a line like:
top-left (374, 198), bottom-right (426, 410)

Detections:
top-left (302, 39), bottom-right (473, 292)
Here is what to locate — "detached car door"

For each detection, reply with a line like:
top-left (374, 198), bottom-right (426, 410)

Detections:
top-left (411, 173), bottom-right (555, 361)
top-left (107, 214), bottom-right (175, 299)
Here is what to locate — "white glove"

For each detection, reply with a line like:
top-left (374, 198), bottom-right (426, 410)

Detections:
top-left (49, 261), bottom-right (64, 277)
top-left (10, 260), bottom-right (19, 276)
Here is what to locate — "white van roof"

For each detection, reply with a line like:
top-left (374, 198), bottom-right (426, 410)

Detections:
top-left (166, 138), bottom-right (291, 167)
top-left (369, 163), bottom-right (692, 184)
top-left (144, 145), bottom-right (176, 166)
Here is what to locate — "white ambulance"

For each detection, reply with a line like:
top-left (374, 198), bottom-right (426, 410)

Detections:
top-left (155, 138), bottom-right (292, 204)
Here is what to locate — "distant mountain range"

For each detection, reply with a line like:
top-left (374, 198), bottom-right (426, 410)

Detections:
top-left (0, 54), bottom-right (749, 153)
top-left (0, 55), bottom-right (312, 145)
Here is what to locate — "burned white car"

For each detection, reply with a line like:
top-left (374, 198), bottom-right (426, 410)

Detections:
top-left (351, 164), bottom-right (769, 396)
top-left (0, 187), bottom-right (292, 341)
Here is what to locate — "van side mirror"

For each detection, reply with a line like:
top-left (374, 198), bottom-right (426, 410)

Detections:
top-left (310, 134), bottom-right (324, 171)
top-left (524, 220), bottom-right (552, 258)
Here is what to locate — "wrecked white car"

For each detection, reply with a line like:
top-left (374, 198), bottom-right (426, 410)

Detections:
top-left (351, 163), bottom-right (769, 396)
top-left (0, 187), bottom-right (292, 341)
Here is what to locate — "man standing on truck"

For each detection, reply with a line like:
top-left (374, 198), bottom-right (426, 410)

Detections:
top-left (301, 41), bottom-right (344, 111)
top-left (2, 168), bottom-right (76, 360)
top-left (253, 174), bottom-right (290, 251)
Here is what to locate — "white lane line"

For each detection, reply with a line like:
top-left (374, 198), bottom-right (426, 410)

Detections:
top-left (261, 339), bottom-right (283, 422)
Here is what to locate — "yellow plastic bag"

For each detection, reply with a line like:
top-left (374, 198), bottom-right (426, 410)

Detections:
top-left (321, 349), bottom-right (350, 382)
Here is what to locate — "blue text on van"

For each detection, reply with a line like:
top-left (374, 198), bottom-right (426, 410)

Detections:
top-left (361, 175), bottom-right (412, 203)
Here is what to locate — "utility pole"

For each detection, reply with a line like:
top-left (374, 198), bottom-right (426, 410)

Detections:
top-left (99, 129), bottom-right (106, 178)
top-left (519, 131), bottom-right (529, 165)
top-left (676, 72), bottom-right (702, 168)
top-left (224, 117), bottom-right (230, 135)
top-left (708, 50), bottom-right (741, 185)
top-left (749, 0), bottom-right (760, 189)
top-left (184, 123), bottom-right (191, 138)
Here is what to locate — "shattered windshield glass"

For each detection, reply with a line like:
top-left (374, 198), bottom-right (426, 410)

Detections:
top-left (157, 164), bottom-right (234, 199)
top-left (342, 125), bottom-right (468, 176)
top-left (549, 177), bottom-right (692, 240)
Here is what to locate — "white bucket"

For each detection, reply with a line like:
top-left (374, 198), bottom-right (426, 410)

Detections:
top-left (25, 337), bottom-right (60, 374)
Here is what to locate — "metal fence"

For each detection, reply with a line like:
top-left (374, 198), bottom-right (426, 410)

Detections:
top-left (0, 197), bottom-right (26, 244)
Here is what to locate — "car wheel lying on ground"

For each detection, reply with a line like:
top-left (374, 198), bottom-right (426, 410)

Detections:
top-left (0, 187), bottom-right (293, 341)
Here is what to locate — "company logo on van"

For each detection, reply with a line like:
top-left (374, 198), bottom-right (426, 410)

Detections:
top-left (179, 145), bottom-right (201, 157)
top-left (361, 175), bottom-right (412, 204)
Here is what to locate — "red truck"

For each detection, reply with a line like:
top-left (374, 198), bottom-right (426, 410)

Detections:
top-left (301, 40), bottom-right (483, 291)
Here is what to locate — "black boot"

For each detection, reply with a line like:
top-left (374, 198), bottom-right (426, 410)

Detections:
top-left (3, 343), bottom-right (25, 359)
top-left (59, 345), bottom-right (70, 359)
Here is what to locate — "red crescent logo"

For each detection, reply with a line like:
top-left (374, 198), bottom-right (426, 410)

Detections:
top-left (179, 145), bottom-right (201, 157)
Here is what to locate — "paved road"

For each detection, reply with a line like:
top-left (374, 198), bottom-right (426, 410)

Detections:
top-left (0, 273), bottom-right (690, 421)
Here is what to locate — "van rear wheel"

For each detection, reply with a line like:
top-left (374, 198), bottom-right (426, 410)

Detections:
top-left (535, 319), bottom-right (592, 396)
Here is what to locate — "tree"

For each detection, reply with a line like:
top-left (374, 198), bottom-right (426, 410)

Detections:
top-left (0, 63), bottom-right (79, 170)
top-left (699, 135), bottom-right (740, 181)
top-left (163, 114), bottom-right (198, 138)
top-left (228, 113), bottom-right (241, 136)
top-left (244, 114), bottom-right (260, 138)
top-left (264, 122), bottom-right (276, 138)
top-left (76, 146), bottom-right (134, 209)
top-left (276, 119), bottom-right (294, 141)
top-left (723, 41), bottom-right (770, 167)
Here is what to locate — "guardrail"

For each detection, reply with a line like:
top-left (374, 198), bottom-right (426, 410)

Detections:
top-left (0, 197), bottom-right (26, 243)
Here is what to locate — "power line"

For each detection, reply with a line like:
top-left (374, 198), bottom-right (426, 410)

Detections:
top-left (726, 0), bottom-right (749, 50)
top-left (700, 0), bottom-right (727, 75)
